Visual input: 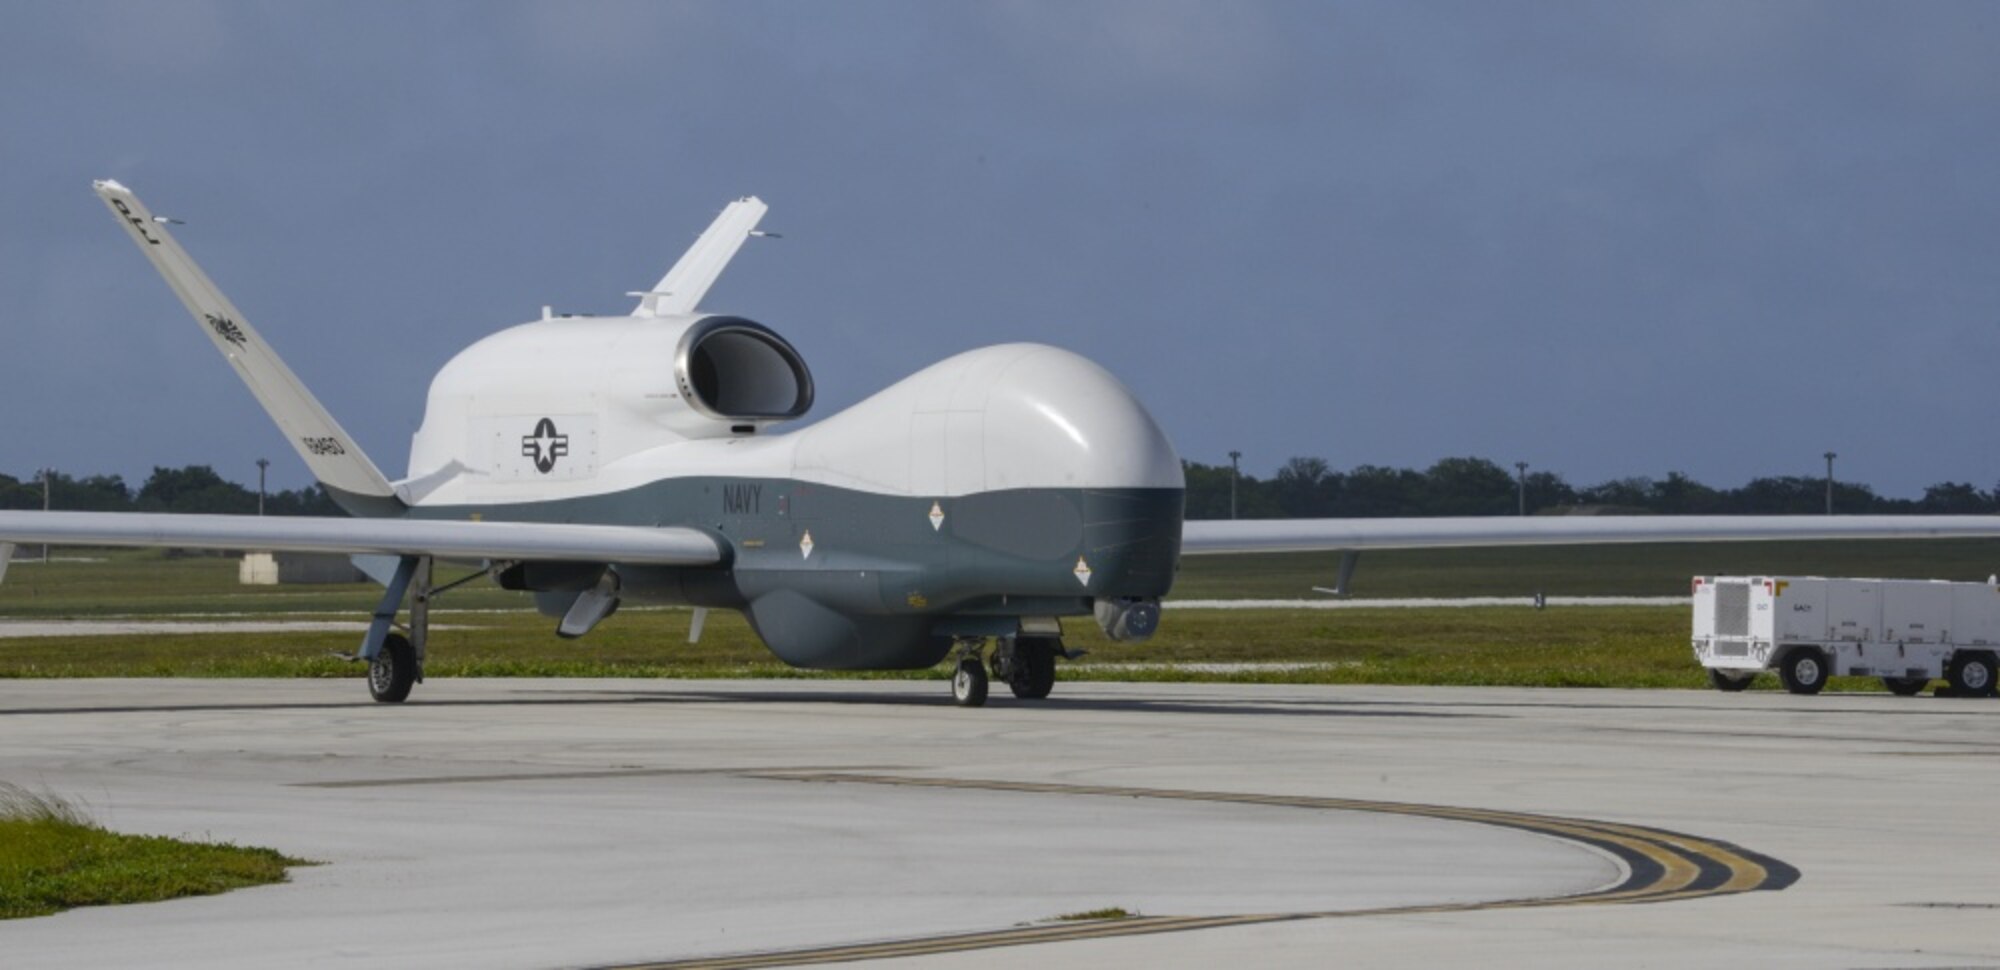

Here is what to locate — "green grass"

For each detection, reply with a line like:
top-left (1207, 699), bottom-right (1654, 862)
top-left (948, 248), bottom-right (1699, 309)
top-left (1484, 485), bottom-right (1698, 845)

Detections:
top-left (4, 542), bottom-right (1993, 690)
top-left (0, 602), bottom-right (1820, 690)
top-left (0, 783), bottom-right (307, 919)
top-left (0, 549), bottom-right (516, 617)
top-left (1171, 538), bottom-right (2000, 599)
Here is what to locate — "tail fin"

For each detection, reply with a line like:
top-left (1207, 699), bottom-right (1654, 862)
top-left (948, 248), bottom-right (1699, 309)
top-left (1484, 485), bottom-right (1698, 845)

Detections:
top-left (93, 180), bottom-right (402, 515)
top-left (630, 196), bottom-right (769, 317)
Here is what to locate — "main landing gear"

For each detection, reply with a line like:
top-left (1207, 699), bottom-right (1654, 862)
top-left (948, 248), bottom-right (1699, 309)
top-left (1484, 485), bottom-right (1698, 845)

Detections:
top-left (347, 555), bottom-right (509, 703)
top-left (948, 634), bottom-right (1070, 707)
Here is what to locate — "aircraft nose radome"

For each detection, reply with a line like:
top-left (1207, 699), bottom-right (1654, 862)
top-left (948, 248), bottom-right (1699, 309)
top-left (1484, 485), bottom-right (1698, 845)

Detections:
top-left (979, 345), bottom-right (1182, 491)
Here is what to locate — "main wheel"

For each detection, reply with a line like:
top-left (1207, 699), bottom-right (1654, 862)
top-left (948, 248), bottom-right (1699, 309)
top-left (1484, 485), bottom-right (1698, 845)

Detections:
top-left (951, 658), bottom-right (989, 707)
top-left (1882, 676), bottom-right (1928, 697)
top-left (1708, 668), bottom-right (1754, 692)
top-left (1008, 637), bottom-right (1059, 700)
top-left (1947, 653), bottom-right (1996, 697)
top-left (1778, 650), bottom-right (1827, 695)
top-left (369, 633), bottom-right (417, 703)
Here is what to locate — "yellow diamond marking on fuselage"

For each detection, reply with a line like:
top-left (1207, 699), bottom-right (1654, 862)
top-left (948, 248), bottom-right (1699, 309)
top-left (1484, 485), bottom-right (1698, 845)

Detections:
top-left (1074, 556), bottom-right (1092, 586)
top-left (928, 501), bottom-right (944, 531)
top-left (800, 530), bottom-right (814, 560)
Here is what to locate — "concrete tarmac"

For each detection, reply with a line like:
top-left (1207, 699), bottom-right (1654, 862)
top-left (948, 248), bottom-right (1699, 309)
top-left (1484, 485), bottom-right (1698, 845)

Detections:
top-left (0, 678), bottom-right (1995, 968)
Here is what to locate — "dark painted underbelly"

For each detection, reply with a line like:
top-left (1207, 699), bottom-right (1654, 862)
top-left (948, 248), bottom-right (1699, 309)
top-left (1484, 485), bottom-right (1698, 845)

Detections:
top-left (409, 479), bottom-right (1184, 668)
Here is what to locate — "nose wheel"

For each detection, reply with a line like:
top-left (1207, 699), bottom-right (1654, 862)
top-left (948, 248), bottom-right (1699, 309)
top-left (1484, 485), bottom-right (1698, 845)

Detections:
top-left (951, 657), bottom-right (989, 707)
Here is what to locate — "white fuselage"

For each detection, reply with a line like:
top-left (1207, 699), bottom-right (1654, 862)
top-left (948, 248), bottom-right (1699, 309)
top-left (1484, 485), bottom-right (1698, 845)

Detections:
top-left (401, 315), bottom-right (1184, 509)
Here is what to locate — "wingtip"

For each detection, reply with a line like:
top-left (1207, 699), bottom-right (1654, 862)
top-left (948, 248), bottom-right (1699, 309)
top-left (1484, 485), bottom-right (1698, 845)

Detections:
top-left (93, 178), bottom-right (129, 194)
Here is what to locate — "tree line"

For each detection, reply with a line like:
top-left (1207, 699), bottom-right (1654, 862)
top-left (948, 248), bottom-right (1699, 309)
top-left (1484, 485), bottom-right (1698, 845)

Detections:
top-left (0, 466), bottom-right (341, 516)
top-left (7, 459), bottom-right (1997, 521)
top-left (1186, 457), bottom-right (2000, 519)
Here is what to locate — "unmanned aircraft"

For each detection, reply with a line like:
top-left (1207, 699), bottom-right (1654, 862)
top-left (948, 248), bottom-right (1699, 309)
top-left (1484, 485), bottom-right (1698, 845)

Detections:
top-left (4, 182), bottom-right (1997, 706)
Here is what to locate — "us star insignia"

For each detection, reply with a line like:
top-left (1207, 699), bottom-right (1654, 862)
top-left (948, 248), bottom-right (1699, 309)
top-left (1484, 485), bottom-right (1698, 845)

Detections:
top-left (520, 417), bottom-right (569, 474)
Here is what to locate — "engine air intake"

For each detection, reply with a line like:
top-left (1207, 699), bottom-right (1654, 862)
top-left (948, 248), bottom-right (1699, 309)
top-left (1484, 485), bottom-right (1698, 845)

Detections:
top-left (675, 316), bottom-right (814, 422)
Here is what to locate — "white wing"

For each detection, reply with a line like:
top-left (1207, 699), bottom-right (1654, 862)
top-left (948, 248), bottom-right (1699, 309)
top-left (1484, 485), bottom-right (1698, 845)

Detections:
top-left (1182, 515), bottom-right (2000, 555)
top-left (0, 511), bottom-right (722, 565)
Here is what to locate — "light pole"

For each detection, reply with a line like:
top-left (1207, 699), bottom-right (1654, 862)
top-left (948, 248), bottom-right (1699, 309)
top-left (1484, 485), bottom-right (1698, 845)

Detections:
top-left (256, 458), bottom-right (270, 516)
top-left (1823, 452), bottom-right (1837, 515)
top-left (1515, 461), bottom-right (1528, 516)
top-left (39, 468), bottom-right (51, 563)
top-left (1228, 450), bottom-right (1242, 520)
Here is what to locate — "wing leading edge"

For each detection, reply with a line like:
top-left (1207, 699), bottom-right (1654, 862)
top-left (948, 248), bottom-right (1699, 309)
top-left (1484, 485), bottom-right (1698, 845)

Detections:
top-left (0, 512), bottom-right (724, 566)
top-left (1182, 515), bottom-right (2000, 555)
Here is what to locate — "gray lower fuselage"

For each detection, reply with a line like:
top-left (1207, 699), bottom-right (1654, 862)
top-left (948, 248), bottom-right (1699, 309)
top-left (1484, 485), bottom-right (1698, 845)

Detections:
top-left (396, 479), bottom-right (1184, 669)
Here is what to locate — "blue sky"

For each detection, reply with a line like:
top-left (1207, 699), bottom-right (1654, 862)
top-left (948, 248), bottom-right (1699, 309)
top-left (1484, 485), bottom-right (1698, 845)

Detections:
top-left (3, 1), bottom-right (1997, 498)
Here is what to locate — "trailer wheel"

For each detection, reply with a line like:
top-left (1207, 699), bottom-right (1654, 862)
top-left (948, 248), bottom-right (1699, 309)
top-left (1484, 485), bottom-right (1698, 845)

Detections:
top-left (1708, 669), bottom-right (1754, 692)
top-left (1882, 677), bottom-right (1928, 697)
top-left (1947, 653), bottom-right (1997, 698)
top-left (1778, 649), bottom-right (1827, 695)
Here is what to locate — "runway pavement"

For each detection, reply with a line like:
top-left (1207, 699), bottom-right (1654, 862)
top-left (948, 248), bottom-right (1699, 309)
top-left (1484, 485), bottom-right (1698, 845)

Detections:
top-left (0, 678), bottom-right (1995, 968)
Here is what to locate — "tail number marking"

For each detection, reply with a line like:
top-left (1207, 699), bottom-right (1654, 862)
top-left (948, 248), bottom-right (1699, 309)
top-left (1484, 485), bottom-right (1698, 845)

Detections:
top-left (107, 197), bottom-right (162, 246)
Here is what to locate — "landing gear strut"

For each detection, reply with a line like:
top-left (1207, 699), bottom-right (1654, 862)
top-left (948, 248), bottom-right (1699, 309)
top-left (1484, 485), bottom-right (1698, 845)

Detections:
top-left (351, 555), bottom-right (509, 703)
top-left (952, 633), bottom-right (1068, 706)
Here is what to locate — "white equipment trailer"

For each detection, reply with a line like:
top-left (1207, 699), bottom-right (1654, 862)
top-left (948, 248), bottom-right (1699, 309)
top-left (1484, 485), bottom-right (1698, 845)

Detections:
top-left (1692, 576), bottom-right (2000, 697)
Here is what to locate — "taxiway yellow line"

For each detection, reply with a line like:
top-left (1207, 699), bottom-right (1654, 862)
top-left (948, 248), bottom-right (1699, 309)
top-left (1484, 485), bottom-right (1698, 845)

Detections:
top-left (610, 772), bottom-right (1794, 969)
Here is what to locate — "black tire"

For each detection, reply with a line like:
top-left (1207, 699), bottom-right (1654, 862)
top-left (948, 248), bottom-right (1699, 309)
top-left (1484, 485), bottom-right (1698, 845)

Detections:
top-left (1008, 637), bottom-right (1059, 700)
top-left (951, 658), bottom-right (988, 707)
top-left (1947, 653), bottom-right (1997, 698)
top-left (1882, 677), bottom-right (1928, 697)
top-left (1778, 649), bottom-right (1827, 695)
top-left (369, 633), bottom-right (417, 704)
top-left (1708, 668), bottom-right (1753, 692)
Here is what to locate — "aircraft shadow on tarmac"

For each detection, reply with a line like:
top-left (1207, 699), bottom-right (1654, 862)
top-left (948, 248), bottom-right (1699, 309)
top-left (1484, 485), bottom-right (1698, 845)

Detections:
top-left (4, 683), bottom-right (1987, 721)
top-left (0, 687), bottom-right (1500, 720)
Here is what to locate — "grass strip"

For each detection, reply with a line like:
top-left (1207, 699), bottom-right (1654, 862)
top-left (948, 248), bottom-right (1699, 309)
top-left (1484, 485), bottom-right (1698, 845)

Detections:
top-left (9, 545), bottom-right (1991, 690)
top-left (0, 605), bottom-right (1899, 691)
top-left (0, 784), bottom-right (308, 920)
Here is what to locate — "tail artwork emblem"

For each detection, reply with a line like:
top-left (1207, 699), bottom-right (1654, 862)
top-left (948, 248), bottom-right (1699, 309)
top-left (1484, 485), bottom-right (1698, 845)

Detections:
top-left (204, 313), bottom-right (247, 348)
top-left (521, 418), bottom-right (570, 474)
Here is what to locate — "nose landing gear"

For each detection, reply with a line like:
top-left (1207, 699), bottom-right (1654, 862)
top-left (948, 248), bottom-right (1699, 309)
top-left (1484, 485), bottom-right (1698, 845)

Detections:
top-left (951, 634), bottom-right (1067, 706)
top-left (951, 656), bottom-right (989, 707)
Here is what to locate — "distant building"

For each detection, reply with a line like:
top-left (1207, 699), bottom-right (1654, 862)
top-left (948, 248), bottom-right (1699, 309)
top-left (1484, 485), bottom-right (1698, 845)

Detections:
top-left (239, 552), bottom-right (366, 585)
